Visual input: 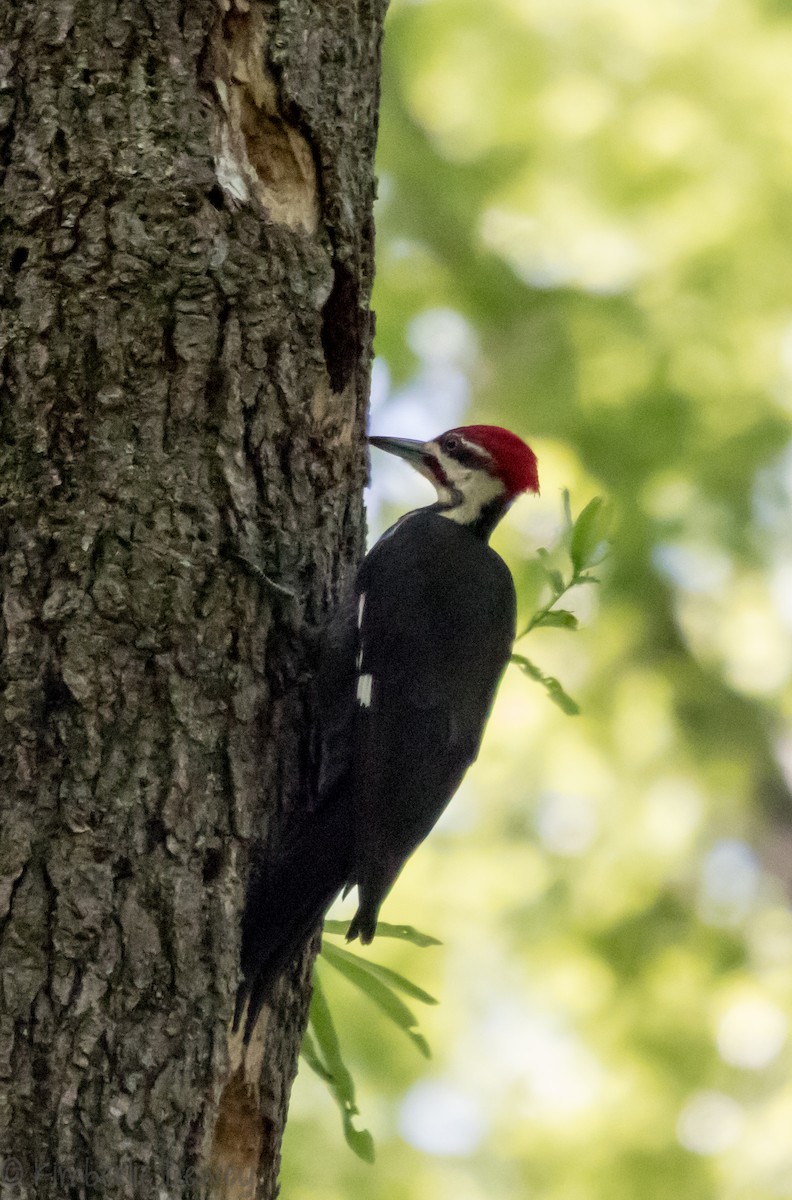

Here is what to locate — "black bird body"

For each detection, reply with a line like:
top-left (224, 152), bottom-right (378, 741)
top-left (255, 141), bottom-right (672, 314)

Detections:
top-left (236, 426), bottom-right (538, 1039)
top-left (339, 510), bottom-right (516, 940)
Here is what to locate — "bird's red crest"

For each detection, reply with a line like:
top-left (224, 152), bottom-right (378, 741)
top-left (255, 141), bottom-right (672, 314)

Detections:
top-left (448, 425), bottom-right (539, 497)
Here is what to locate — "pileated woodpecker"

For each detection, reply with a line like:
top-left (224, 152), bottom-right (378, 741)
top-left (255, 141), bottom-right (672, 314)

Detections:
top-left (236, 425), bottom-right (539, 1039)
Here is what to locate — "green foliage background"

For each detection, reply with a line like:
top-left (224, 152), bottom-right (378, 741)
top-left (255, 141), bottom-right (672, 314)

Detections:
top-left (282, 0), bottom-right (792, 1196)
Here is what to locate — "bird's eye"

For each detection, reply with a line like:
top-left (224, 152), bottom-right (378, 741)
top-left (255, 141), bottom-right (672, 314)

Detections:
top-left (444, 435), bottom-right (459, 452)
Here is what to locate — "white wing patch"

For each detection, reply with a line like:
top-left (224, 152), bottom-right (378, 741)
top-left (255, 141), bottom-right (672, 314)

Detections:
top-left (356, 593), bottom-right (366, 670)
top-left (356, 673), bottom-right (373, 708)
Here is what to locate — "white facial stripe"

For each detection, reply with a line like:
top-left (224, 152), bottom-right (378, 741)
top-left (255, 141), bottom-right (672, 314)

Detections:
top-left (430, 448), bottom-right (505, 525)
top-left (455, 434), bottom-right (492, 462)
top-left (438, 472), bottom-right (505, 524)
top-left (426, 437), bottom-right (491, 466)
top-left (357, 673), bottom-right (373, 707)
top-left (434, 448), bottom-right (497, 490)
top-left (416, 439), bottom-right (507, 525)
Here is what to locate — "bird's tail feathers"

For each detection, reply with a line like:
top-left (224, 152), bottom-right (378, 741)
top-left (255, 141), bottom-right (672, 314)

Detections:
top-left (346, 849), bottom-right (406, 945)
top-left (235, 797), bottom-right (354, 1042)
top-left (345, 899), bottom-right (379, 945)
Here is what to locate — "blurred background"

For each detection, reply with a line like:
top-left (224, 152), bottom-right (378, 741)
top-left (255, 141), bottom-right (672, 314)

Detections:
top-left (282, 0), bottom-right (792, 1196)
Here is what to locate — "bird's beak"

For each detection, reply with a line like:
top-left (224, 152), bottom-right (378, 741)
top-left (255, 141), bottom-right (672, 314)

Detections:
top-left (368, 435), bottom-right (430, 471)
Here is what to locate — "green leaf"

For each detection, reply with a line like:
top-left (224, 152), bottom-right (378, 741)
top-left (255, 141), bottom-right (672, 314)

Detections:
top-left (322, 919), bottom-right (353, 937)
top-left (301, 1029), bottom-right (334, 1084)
top-left (571, 497), bottom-right (607, 573)
top-left (323, 919), bottom-right (442, 947)
top-left (321, 940), bottom-right (439, 1006)
top-left (512, 654), bottom-right (542, 681)
top-left (536, 550), bottom-right (565, 594)
top-left (545, 569), bottom-right (565, 594)
top-left (511, 654), bottom-right (580, 715)
top-left (320, 941), bottom-right (432, 1058)
top-left (533, 609), bottom-right (579, 630)
top-left (562, 488), bottom-right (573, 529)
top-left (373, 922), bottom-right (443, 946)
top-left (543, 676), bottom-right (581, 716)
top-left (305, 969), bottom-right (375, 1163)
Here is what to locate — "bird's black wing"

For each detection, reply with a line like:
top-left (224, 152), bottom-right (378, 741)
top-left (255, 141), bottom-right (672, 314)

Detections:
top-left (235, 594), bottom-right (359, 1040)
top-left (347, 511), bottom-right (516, 942)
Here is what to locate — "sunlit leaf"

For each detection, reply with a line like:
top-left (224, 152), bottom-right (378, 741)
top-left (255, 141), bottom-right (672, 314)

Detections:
top-left (305, 969), bottom-right (375, 1163)
top-left (533, 608), bottom-right (579, 630)
top-left (544, 568), bottom-right (566, 594)
top-left (542, 675), bottom-right (581, 716)
top-left (322, 940), bottom-right (439, 1006)
top-left (320, 941), bottom-right (432, 1057)
top-left (512, 654), bottom-right (543, 681)
top-left (512, 654), bottom-right (580, 715)
top-left (562, 488), bottom-right (573, 529)
top-left (301, 1029), bottom-right (333, 1084)
top-left (536, 548), bottom-right (565, 594)
top-left (323, 919), bottom-right (442, 946)
top-left (570, 497), bottom-right (608, 573)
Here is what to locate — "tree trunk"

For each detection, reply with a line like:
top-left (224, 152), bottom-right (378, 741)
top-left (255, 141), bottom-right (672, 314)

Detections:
top-left (0, 1), bottom-right (384, 1196)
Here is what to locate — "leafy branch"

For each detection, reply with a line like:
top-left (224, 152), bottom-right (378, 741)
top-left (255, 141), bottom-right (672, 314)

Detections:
top-left (301, 921), bottom-right (440, 1161)
top-left (302, 968), bottom-right (376, 1163)
top-left (511, 654), bottom-right (581, 716)
top-left (512, 493), bottom-right (608, 714)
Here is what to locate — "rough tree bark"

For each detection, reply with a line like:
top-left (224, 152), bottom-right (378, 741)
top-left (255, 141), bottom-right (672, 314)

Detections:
top-left (0, 1), bottom-right (385, 1196)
